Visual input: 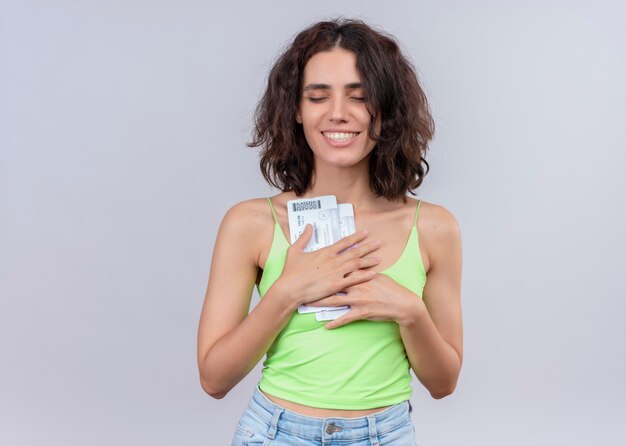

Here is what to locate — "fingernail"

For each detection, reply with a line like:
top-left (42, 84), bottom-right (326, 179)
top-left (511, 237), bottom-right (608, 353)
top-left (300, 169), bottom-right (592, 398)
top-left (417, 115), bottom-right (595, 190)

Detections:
top-left (362, 229), bottom-right (369, 235)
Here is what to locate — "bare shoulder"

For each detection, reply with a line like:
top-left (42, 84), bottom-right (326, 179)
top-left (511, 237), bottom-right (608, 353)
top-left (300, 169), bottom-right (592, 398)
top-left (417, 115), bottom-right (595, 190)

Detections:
top-left (222, 197), bottom-right (274, 227)
top-left (417, 200), bottom-right (461, 237)
top-left (216, 197), bottom-right (276, 266)
top-left (415, 199), bottom-right (462, 265)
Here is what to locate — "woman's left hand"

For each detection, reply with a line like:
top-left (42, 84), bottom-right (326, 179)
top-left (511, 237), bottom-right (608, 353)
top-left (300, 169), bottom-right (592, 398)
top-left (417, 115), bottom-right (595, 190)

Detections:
top-left (305, 273), bottom-right (425, 329)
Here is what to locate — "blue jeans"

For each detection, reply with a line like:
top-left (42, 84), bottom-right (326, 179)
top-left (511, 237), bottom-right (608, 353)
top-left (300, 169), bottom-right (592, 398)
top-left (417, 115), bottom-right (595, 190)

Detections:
top-left (231, 386), bottom-right (416, 445)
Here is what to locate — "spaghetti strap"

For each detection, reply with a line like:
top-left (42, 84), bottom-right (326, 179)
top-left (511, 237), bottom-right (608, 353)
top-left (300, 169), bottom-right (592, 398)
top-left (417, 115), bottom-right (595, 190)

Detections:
top-left (266, 197), bottom-right (279, 224)
top-left (413, 199), bottom-right (422, 227)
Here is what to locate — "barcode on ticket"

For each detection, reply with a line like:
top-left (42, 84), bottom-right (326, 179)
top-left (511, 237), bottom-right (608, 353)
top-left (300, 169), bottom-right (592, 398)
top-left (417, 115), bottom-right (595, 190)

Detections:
top-left (292, 200), bottom-right (322, 212)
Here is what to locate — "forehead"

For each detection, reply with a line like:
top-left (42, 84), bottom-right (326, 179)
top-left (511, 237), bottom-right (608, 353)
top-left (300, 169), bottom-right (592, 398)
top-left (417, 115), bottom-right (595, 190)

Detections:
top-left (302, 47), bottom-right (362, 85)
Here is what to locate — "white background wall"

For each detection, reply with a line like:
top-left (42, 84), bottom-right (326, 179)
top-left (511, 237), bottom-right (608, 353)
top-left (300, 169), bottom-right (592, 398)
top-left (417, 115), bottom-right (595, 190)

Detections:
top-left (1, 1), bottom-right (625, 444)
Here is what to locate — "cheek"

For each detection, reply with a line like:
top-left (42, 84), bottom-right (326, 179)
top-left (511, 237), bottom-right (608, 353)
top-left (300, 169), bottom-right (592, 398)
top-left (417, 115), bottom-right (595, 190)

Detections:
top-left (302, 123), bottom-right (320, 141)
top-left (354, 108), bottom-right (376, 129)
top-left (301, 123), bottom-right (322, 149)
top-left (301, 113), bottom-right (326, 137)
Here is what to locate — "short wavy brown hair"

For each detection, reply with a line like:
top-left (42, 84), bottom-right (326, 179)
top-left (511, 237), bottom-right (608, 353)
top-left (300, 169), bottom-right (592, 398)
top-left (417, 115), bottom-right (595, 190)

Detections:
top-left (248, 18), bottom-right (434, 201)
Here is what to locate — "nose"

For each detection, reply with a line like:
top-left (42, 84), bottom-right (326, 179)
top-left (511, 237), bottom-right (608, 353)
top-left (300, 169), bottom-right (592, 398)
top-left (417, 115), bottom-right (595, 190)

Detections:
top-left (329, 96), bottom-right (348, 123)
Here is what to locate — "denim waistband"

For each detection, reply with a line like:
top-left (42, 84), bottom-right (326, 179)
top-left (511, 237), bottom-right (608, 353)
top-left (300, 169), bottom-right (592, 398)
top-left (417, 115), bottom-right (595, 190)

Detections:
top-left (247, 386), bottom-right (411, 443)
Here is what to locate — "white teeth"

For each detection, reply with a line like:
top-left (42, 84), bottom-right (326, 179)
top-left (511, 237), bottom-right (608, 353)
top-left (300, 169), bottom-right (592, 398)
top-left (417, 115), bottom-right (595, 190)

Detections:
top-left (323, 132), bottom-right (359, 142)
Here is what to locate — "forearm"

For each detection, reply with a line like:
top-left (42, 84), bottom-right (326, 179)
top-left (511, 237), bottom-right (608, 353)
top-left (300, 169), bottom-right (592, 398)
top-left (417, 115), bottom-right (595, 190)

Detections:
top-left (398, 299), bottom-right (462, 399)
top-left (199, 282), bottom-right (295, 398)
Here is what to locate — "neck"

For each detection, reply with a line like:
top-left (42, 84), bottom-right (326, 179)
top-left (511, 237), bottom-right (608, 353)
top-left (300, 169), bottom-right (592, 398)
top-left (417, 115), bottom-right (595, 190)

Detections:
top-left (304, 159), bottom-right (380, 211)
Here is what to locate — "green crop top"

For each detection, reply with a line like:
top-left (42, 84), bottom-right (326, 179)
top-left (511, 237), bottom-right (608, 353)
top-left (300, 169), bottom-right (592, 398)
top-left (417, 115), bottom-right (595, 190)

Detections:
top-left (257, 198), bottom-right (427, 409)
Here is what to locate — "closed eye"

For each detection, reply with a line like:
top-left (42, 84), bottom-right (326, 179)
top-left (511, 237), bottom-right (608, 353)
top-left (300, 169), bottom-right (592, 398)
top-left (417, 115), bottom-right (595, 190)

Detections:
top-left (307, 97), bottom-right (327, 103)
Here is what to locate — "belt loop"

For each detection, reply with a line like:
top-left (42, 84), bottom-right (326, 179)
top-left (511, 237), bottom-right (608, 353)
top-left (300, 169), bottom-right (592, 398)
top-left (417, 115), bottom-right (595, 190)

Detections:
top-left (367, 414), bottom-right (379, 446)
top-left (266, 406), bottom-right (283, 439)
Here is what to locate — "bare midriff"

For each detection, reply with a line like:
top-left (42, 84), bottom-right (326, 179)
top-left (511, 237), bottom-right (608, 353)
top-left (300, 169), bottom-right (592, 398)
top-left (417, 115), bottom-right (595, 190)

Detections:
top-left (261, 390), bottom-right (392, 418)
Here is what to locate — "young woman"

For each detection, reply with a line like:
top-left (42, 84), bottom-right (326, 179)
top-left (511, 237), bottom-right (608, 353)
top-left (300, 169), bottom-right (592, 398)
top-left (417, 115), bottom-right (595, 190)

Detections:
top-left (197, 19), bottom-right (463, 445)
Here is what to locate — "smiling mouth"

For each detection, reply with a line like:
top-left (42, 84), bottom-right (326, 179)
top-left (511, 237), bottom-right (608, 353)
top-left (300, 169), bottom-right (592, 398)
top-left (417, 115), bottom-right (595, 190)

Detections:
top-left (322, 131), bottom-right (360, 142)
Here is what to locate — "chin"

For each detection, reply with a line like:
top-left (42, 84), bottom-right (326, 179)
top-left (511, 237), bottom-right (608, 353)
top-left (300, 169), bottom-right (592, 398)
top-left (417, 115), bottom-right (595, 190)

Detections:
top-left (317, 153), bottom-right (370, 169)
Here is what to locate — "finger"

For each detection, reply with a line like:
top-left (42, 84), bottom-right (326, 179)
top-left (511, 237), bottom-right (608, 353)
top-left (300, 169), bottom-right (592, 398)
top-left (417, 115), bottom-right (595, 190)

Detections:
top-left (292, 224), bottom-right (313, 250)
top-left (305, 297), bottom-right (331, 307)
top-left (338, 255), bottom-right (380, 277)
top-left (332, 229), bottom-right (370, 254)
top-left (341, 270), bottom-right (376, 288)
top-left (325, 310), bottom-right (360, 329)
top-left (307, 293), bottom-right (347, 307)
top-left (347, 254), bottom-right (381, 270)
top-left (341, 240), bottom-right (381, 258)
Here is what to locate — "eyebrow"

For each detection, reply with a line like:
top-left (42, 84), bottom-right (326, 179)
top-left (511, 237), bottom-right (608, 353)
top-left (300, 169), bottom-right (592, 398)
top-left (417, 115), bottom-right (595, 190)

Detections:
top-left (302, 82), bottom-right (363, 91)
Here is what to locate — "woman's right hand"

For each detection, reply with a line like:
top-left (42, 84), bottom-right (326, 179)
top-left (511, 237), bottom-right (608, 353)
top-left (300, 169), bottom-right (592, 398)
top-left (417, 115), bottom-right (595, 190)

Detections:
top-left (274, 224), bottom-right (382, 308)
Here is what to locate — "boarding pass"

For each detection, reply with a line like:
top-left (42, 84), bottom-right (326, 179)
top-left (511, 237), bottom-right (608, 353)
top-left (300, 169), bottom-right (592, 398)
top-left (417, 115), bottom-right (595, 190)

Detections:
top-left (286, 196), bottom-right (356, 320)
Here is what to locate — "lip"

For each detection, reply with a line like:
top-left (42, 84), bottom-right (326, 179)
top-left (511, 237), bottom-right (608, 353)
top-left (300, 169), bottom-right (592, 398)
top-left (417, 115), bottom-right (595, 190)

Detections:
top-left (321, 130), bottom-right (361, 147)
top-left (322, 129), bottom-right (362, 134)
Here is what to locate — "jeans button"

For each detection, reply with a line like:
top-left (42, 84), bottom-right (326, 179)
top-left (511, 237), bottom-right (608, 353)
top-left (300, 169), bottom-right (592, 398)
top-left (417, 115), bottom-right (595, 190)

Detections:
top-left (326, 423), bottom-right (342, 435)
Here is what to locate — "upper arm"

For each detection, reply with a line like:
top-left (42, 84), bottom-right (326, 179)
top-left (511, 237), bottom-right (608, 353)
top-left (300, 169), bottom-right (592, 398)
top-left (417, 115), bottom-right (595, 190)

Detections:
top-left (196, 200), bottom-right (268, 368)
top-left (421, 205), bottom-right (464, 366)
